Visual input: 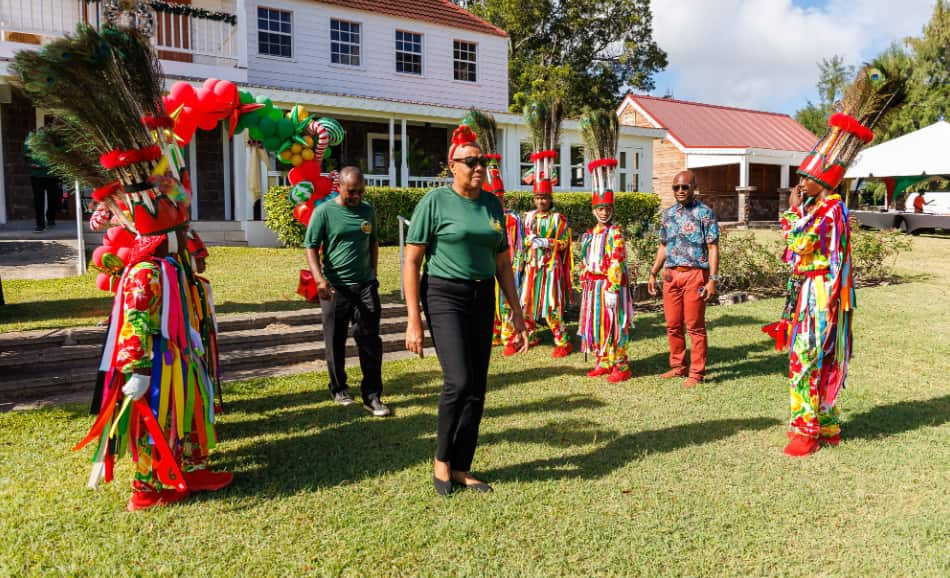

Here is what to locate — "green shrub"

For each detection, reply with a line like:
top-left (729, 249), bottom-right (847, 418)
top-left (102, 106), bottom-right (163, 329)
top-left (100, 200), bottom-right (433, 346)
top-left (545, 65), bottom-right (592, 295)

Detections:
top-left (717, 231), bottom-right (789, 295)
top-left (850, 220), bottom-right (912, 283)
top-left (263, 186), bottom-right (306, 248)
top-left (264, 185), bottom-right (660, 248)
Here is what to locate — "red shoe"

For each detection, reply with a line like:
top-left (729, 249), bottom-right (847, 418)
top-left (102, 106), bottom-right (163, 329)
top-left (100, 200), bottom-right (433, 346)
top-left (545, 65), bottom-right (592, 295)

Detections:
top-left (607, 368), bottom-right (632, 383)
top-left (783, 435), bottom-right (820, 457)
top-left (502, 343), bottom-right (519, 357)
top-left (682, 377), bottom-right (702, 388)
top-left (660, 368), bottom-right (687, 379)
top-left (821, 434), bottom-right (841, 446)
top-left (127, 489), bottom-right (190, 511)
top-left (183, 469), bottom-right (234, 492)
top-left (587, 366), bottom-right (611, 378)
top-left (551, 343), bottom-right (573, 358)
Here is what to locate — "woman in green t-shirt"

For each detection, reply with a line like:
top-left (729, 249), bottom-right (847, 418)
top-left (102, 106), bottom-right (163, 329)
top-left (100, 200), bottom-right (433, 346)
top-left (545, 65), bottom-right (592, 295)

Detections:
top-left (404, 126), bottom-right (529, 495)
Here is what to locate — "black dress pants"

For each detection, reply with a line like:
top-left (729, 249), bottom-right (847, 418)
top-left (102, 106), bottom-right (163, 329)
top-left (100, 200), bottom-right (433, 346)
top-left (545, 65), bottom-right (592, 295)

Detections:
top-left (320, 279), bottom-right (383, 403)
top-left (422, 275), bottom-right (495, 472)
top-left (31, 176), bottom-right (60, 228)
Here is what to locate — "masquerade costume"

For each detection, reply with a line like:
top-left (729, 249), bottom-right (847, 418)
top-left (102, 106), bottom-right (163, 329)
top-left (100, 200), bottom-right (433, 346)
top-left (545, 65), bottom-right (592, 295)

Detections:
top-left (577, 110), bottom-right (633, 382)
top-left (13, 22), bottom-right (231, 508)
top-left (519, 97), bottom-right (572, 356)
top-left (779, 62), bottom-right (905, 456)
top-left (461, 110), bottom-right (524, 350)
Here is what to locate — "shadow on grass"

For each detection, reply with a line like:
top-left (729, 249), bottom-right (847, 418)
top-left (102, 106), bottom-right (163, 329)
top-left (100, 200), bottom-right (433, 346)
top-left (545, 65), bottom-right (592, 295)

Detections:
top-left (845, 395), bottom-right (950, 440)
top-left (483, 416), bottom-right (781, 482)
top-left (216, 393), bottom-right (605, 495)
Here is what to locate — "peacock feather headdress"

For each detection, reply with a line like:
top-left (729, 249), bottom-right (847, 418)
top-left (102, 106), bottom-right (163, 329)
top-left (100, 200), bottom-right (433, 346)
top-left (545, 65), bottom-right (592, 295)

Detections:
top-left (462, 108), bottom-right (505, 196)
top-left (798, 59), bottom-right (908, 190)
top-left (12, 24), bottom-right (187, 236)
top-left (522, 95), bottom-right (563, 195)
top-left (579, 109), bottom-right (619, 206)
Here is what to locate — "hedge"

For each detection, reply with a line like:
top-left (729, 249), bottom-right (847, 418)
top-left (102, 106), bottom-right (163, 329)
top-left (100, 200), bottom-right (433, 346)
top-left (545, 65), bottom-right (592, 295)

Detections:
top-left (264, 185), bottom-right (660, 248)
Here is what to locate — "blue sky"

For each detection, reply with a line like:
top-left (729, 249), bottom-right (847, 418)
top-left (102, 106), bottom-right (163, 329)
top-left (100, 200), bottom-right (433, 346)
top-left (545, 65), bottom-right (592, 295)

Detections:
top-left (645, 0), bottom-right (937, 116)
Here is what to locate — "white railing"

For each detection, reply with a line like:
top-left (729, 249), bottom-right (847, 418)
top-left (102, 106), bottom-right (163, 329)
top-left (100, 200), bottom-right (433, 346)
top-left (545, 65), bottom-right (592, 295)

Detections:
top-left (366, 174), bottom-right (391, 187)
top-left (0, 0), bottom-right (238, 63)
top-left (407, 176), bottom-right (451, 189)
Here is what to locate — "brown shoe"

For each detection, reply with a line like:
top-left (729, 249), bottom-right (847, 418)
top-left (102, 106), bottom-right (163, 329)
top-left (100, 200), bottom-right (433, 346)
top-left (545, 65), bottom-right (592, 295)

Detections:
top-left (660, 368), bottom-right (687, 379)
top-left (682, 377), bottom-right (702, 388)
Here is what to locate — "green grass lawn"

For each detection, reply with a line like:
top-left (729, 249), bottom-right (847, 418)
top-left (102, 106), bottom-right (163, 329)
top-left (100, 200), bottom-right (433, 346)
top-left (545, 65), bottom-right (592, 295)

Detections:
top-left (0, 246), bottom-right (404, 333)
top-left (1, 237), bottom-right (948, 575)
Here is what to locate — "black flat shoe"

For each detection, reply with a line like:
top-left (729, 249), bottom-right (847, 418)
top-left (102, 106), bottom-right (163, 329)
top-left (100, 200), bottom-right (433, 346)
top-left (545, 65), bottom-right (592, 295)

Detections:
top-left (433, 475), bottom-right (454, 496)
top-left (463, 480), bottom-right (493, 493)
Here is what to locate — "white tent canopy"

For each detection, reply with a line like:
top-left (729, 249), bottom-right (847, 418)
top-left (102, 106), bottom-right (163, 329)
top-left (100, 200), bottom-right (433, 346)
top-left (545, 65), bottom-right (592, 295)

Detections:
top-left (845, 121), bottom-right (950, 179)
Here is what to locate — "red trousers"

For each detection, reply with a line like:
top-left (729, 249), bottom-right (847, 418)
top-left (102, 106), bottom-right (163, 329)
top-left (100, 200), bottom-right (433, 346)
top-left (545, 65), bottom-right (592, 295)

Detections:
top-left (662, 268), bottom-right (708, 379)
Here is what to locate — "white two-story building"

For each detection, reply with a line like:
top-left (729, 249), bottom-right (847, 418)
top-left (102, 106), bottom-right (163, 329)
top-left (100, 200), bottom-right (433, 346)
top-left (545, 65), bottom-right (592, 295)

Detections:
top-left (0, 0), bottom-right (663, 244)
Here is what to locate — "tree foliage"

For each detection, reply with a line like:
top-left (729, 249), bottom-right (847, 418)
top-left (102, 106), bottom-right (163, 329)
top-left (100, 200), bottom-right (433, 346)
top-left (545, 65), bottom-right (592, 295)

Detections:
top-left (794, 55), bottom-right (854, 135)
top-left (797, 1), bottom-right (950, 142)
top-left (456, 0), bottom-right (667, 115)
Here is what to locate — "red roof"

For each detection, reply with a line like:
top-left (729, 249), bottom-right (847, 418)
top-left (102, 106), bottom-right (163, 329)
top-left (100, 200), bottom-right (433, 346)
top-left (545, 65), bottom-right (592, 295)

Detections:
top-left (622, 94), bottom-right (816, 152)
top-left (313, 0), bottom-right (508, 38)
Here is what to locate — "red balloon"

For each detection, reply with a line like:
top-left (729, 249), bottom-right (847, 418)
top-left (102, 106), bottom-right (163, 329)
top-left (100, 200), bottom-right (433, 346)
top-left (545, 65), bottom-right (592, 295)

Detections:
top-left (163, 95), bottom-right (180, 114)
top-left (104, 226), bottom-right (134, 247)
top-left (195, 88), bottom-right (215, 113)
top-left (288, 159), bottom-right (323, 186)
top-left (213, 80), bottom-right (238, 110)
top-left (169, 82), bottom-right (197, 107)
top-left (202, 78), bottom-right (219, 91)
top-left (293, 203), bottom-right (314, 225)
top-left (198, 114), bottom-right (219, 131)
top-left (116, 246), bottom-right (131, 265)
top-left (96, 272), bottom-right (115, 293)
top-left (313, 176), bottom-right (333, 200)
top-left (92, 245), bottom-right (109, 269)
top-left (174, 107), bottom-right (200, 145)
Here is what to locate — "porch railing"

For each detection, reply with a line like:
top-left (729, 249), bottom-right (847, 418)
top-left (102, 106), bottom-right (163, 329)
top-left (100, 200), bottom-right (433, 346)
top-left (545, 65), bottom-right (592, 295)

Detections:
top-left (0, 0), bottom-right (238, 63)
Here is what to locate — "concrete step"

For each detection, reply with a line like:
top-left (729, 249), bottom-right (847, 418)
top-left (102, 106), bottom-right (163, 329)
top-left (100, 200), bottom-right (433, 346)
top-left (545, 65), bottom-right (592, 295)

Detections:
top-left (0, 333), bottom-right (431, 403)
top-left (0, 302), bottom-right (408, 352)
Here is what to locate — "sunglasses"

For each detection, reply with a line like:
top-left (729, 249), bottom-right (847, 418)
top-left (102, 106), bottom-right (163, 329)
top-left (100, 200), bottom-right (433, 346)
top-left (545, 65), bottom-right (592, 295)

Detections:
top-left (672, 184), bottom-right (692, 192)
top-left (452, 156), bottom-right (488, 169)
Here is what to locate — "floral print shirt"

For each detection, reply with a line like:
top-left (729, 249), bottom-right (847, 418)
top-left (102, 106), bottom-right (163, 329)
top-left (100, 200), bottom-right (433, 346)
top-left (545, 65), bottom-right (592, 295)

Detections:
top-left (116, 261), bottom-right (162, 374)
top-left (659, 199), bottom-right (720, 269)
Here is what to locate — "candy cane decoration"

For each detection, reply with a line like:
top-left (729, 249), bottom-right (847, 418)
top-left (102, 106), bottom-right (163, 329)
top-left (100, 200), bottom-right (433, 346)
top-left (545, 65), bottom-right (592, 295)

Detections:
top-left (329, 170), bottom-right (340, 193)
top-left (307, 120), bottom-right (331, 165)
top-left (89, 204), bottom-right (111, 232)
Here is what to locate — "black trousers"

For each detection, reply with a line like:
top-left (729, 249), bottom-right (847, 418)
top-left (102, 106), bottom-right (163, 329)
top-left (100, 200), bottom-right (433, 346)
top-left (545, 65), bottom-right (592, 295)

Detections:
top-left (31, 176), bottom-right (60, 228)
top-left (422, 275), bottom-right (495, 472)
top-left (320, 279), bottom-right (383, 403)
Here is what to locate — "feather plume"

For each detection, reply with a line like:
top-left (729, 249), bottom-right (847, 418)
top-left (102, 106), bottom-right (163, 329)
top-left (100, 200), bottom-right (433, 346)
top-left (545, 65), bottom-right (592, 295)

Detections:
top-left (27, 122), bottom-right (111, 188)
top-left (840, 58), bottom-right (907, 132)
top-left (523, 95), bottom-right (563, 152)
top-left (579, 109), bottom-right (619, 161)
top-left (462, 109), bottom-right (498, 155)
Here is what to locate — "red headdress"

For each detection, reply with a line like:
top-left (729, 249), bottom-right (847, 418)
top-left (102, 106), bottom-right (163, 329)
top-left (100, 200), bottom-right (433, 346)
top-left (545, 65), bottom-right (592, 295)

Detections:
top-left (448, 125), bottom-right (479, 162)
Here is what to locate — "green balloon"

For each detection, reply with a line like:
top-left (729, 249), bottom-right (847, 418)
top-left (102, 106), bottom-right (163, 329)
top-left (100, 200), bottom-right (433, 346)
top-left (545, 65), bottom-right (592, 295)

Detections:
top-left (239, 90), bottom-right (254, 105)
top-left (248, 126), bottom-right (264, 141)
top-left (262, 136), bottom-right (283, 152)
top-left (276, 118), bottom-right (294, 139)
top-left (255, 95), bottom-right (272, 107)
top-left (266, 107), bottom-right (284, 122)
top-left (258, 116), bottom-right (277, 137)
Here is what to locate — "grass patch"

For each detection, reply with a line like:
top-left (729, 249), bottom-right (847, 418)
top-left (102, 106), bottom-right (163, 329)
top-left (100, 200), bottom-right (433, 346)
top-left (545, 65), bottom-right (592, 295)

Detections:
top-left (0, 246), bottom-right (404, 333)
top-left (0, 238), bottom-right (947, 575)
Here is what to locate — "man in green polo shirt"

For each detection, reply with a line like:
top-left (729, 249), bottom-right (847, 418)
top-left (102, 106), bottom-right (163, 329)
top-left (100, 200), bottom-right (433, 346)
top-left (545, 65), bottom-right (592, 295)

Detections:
top-left (304, 167), bottom-right (390, 417)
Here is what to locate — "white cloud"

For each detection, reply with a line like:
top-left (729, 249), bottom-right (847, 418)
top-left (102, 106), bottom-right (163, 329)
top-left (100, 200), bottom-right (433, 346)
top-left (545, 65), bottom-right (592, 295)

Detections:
top-left (649, 0), bottom-right (936, 114)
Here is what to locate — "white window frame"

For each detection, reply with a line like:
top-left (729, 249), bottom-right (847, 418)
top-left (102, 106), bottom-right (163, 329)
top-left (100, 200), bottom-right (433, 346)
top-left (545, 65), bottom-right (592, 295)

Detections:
top-left (570, 144), bottom-right (586, 189)
top-left (453, 39), bottom-right (477, 83)
top-left (367, 132), bottom-right (400, 175)
top-left (395, 30), bottom-right (423, 76)
top-left (257, 7), bottom-right (293, 59)
top-left (617, 147), bottom-right (642, 192)
top-left (330, 18), bottom-right (362, 67)
top-left (519, 141), bottom-right (533, 190)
